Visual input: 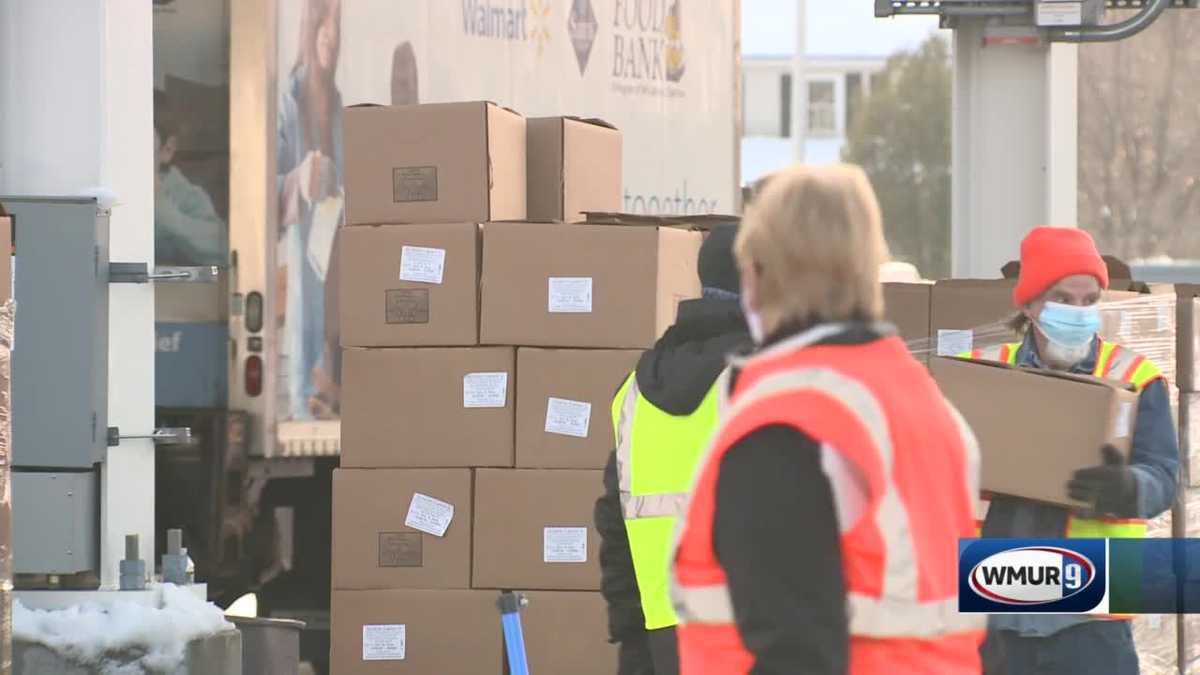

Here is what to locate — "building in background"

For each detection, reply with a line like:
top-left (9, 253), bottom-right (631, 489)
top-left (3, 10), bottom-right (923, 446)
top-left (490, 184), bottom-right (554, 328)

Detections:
top-left (742, 54), bottom-right (886, 184)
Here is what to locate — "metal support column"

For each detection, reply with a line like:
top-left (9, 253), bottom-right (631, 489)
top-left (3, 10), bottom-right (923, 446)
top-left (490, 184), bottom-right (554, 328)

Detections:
top-left (951, 21), bottom-right (1078, 278)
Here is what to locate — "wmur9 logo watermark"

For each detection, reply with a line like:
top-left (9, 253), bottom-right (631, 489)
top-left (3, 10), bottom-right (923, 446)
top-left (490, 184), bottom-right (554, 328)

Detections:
top-left (959, 539), bottom-right (1109, 613)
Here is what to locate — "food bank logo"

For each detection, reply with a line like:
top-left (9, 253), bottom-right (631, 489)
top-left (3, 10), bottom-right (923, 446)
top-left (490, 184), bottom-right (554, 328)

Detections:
top-left (959, 539), bottom-right (1107, 613)
top-left (612, 0), bottom-right (686, 84)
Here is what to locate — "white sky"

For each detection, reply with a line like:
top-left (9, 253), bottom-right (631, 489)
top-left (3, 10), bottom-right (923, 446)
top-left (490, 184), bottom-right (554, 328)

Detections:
top-left (742, 0), bottom-right (943, 56)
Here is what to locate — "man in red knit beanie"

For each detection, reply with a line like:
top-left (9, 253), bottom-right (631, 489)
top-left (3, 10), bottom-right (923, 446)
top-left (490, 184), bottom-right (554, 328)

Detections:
top-left (966, 226), bottom-right (1179, 675)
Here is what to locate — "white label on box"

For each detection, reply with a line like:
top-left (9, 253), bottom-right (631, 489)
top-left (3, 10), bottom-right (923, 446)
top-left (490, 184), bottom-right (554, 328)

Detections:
top-left (543, 527), bottom-right (588, 563)
top-left (545, 397), bottom-right (593, 438)
top-left (548, 277), bottom-right (593, 313)
top-left (463, 372), bottom-right (509, 408)
top-left (937, 329), bottom-right (974, 357)
top-left (404, 492), bottom-right (454, 537)
top-left (1036, 1), bottom-right (1083, 26)
top-left (399, 246), bottom-right (446, 284)
top-left (362, 624), bottom-right (406, 661)
top-left (1115, 400), bottom-right (1135, 439)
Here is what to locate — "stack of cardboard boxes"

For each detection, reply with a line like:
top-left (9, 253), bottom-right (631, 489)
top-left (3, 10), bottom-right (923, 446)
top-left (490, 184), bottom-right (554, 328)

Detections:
top-left (330, 101), bottom-right (701, 673)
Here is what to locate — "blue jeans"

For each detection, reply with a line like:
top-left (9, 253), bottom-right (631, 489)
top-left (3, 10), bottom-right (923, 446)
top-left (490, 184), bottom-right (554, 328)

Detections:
top-left (984, 621), bottom-right (1139, 675)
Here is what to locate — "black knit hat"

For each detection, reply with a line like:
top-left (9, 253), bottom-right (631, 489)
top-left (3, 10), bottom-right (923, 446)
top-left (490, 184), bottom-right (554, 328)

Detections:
top-left (698, 223), bottom-right (740, 296)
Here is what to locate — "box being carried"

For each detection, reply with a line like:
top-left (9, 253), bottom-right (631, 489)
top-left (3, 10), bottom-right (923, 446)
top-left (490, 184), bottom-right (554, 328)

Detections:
top-left (930, 356), bottom-right (1139, 507)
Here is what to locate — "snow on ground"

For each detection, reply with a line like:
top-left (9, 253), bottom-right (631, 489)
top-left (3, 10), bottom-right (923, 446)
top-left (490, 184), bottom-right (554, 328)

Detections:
top-left (13, 584), bottom-right (233, 674)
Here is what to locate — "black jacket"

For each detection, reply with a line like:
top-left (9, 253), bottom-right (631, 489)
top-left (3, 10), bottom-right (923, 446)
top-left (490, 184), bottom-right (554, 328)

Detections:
top-left (594, 298), bottom-right (749, 675)
top-left (714, 323), bottom-right (886, 674)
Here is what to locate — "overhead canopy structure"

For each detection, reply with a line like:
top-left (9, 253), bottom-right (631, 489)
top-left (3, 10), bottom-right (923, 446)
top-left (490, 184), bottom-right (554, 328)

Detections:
top-left (875, 0), bottom-right (1195, 277)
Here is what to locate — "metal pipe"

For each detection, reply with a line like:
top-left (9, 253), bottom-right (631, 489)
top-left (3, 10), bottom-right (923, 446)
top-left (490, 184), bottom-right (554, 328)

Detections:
top-left (1050, 0), bottom-right (1171, 42)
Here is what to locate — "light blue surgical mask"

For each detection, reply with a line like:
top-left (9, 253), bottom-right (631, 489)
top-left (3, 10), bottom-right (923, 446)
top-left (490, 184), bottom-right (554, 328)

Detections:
top-left (1037, 301), bottom-right (1101, 348)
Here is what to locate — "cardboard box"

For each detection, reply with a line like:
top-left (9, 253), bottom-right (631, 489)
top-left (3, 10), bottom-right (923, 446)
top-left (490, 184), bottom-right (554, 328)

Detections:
top-left (515, 348), bottom-right (642, 469)
top-left (1099, 286), bottom-right (1177, 386)
top-left (344, 101), bottom-right (525, 225)
top-left (521, 591), bottom-right (617, 675)
top-left (341, 347), bottom-right (515, 468)
top-left (339, 223), bottom-right (480, 347)
top-left (527, 117), bottom-right (622, 223)
top-left (331, 589), bottom-right (500, 674)
top-left (332, 469), bottom-right (472, 590)
top-left (930, 356), bottom-right (1139, 507)
top-left (0, 215), bottom-right (10, 305)
top-left (1177, 284), bottom-right (1200, 392)
top-left (480, 222), bottom-right (702, 348)
top-left (883, 282), bottom-right (933, 356)
top-left (930, 279), bottom-right (1019, 357)
top-left (473, 469), bottom-right (602, 590)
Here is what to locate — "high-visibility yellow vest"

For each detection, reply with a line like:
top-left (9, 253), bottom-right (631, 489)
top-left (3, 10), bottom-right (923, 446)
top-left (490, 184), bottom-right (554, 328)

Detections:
top-left (961, 339), bottom-right (1164, 541)
top-left (611, 371), bottom-right (722, 630)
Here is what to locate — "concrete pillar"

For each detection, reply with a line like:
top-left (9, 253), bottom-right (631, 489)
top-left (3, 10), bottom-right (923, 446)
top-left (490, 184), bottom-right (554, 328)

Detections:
top-left (951, 21), bottom-right (1078, 278)
top-left (0, 0), bottom-right (155, 589)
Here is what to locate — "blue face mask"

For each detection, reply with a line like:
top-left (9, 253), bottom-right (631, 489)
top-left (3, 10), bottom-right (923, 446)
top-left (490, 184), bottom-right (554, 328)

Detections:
top-left (1037, 301), bottom-right (1101, 348)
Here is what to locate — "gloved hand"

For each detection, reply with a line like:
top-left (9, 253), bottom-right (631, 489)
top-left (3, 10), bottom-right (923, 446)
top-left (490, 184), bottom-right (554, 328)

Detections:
top-left (1067, 445), bottom-right (1138, 518)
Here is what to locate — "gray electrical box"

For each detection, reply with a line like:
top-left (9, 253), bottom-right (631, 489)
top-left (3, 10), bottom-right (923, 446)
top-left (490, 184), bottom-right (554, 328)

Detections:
top-left (3, 197), bottom-right (109, 468)
top-left (11, 472), bottom-right (98, 575)
top-left (1, 196), bottom-right (110, 582)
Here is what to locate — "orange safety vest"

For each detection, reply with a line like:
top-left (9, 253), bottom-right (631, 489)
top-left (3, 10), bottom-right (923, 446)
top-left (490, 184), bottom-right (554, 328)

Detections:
top-left (671, 327), bottom-right (985, 675)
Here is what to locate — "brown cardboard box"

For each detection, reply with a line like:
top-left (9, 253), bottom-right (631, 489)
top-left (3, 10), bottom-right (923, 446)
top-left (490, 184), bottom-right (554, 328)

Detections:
top-left (339, 223), bottom-right (480, 347)
top-left (930, 279), bottom-right (1019, 357)
top-left (527, 117), bottom-right (622, 223)
top-left (480, 222), bottom-right (702, 348)
top-left (1177, 284), bottom-right (1200, 392)
top-left (473, 469), bottom-right (602, 590)
top-left (883, 282), bottom-right (933, 355)
top-left (930, 357), bottom-right (1139, 507)
top-left (343, 101), bottom-right (525, 225)
top-left (515, 348), bottom-right (642, 469)
top-left (1099, 286), bottom-right (1178, 386)
top-left (521, 591), bottom-right (617, 675)
top-left (331, 589), bottom-right (500, 674)
top-left (341, 347), bottom-right (515, 468)
top-left (332, 469), bottom-right (471, 590)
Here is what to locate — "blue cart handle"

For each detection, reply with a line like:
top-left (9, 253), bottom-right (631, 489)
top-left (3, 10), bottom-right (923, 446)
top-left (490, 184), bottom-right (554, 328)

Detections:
top-left (498, 591), bottom-right (531, 675)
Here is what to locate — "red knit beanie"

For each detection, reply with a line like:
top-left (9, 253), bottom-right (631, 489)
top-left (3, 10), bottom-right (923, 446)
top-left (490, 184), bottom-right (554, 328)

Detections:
top-left (1013, 227), bottom-right (1108, 307)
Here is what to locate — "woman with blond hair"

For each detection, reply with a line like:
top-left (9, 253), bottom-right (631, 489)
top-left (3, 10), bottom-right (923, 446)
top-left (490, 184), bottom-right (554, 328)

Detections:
top-left (670, 164), bottom-right (984, 674)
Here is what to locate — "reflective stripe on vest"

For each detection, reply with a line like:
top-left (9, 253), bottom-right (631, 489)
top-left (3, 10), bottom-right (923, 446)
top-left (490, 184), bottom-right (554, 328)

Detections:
top-left (961, 340), bottom-right (1162, 544)
top-left (612, 372), bottom-right (720, 630)
top-left (671, 365), bottom-right (985, 639)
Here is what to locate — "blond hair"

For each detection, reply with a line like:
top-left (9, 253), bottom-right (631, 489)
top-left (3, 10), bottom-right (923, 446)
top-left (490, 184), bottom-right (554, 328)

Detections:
top-left (735, 163), bottom-right (889, 333)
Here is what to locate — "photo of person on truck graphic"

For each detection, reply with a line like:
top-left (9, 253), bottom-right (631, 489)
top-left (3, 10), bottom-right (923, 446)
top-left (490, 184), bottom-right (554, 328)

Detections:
top-left (277, 0), bottom-right (343, 421)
